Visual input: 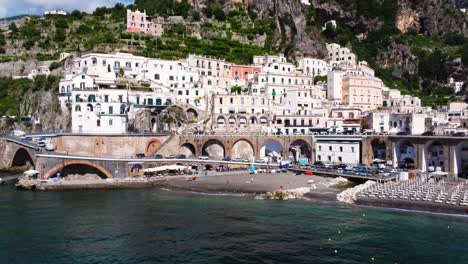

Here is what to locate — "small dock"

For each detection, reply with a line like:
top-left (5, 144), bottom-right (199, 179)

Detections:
top-left (289, 169), bottom-right (395, 183)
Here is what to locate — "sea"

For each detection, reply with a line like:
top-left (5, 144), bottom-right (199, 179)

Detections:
top-left (0, 182), bottom-right (467, 264)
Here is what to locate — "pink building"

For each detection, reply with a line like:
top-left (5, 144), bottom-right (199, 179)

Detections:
top-left (127, 10), bottom-right (164, 36)
top-left (231, 65), bottom-right (262, 80)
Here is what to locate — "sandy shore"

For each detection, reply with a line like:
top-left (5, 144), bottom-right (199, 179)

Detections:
top-left (162, 172), bottom-right (342, 201)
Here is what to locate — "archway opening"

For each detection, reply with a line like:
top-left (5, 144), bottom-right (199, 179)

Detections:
top-left (371, 139), bottom-right (386, 160)
top-left (186, 108), bottom-right (198, 120)
top-left (11, 148), bottom-right (34, 168)
top-left (231, 139), bottom-right (255, 159)
top-left (456, 142), bottom-right (468, 178)
top-left (261, 140), bottom-right (283, 161)
top-left (146, 139), bottom-right (161, 157)
top-left (179, 143), bottom-right (196, 158)
top-left (289, 139), bottom-right (312, 161)
top-left (53, 164), bottom-right (110, 179)
top-left (396, 140), bottom-right (415, 169)
top-left (425, 141), bottom-right (445, 171)
top-left (202, 139), bottom-right (225, 159)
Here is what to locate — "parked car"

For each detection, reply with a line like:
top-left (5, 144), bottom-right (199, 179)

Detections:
top-left (233, 158), bottom-right (243, 162)
top-left (452, 132), bottom-right (466, 137)
top-left (166, 155), bottom-right (176, 159)
top-left (154, 154), bottom-right (163, 159)
top-left (396, 131), bottom-right (408, 135)
top-left (136, 153), bottom-right (145, 158)
top-left (255, 159), bottom-right (266, 163)
top-left (177, 154), bottom-right (186, 159)
top-left (222, 156), bottom-right (232, 161)
top-left (422, 131), bottom-right (435, 136)
top-left (45, 143), bottom-right (55, 151)
top-left (37, 141), bottom-right (46, 148)
top-left (199, 156), bottom-right (209, 160)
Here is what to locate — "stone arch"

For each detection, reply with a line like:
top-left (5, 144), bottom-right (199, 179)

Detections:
top-left (179, 143), bottom-right (196, 157)
top-left (43, 160), bottom-right (113, 179)
top-left (456, 141), bottom-right (468, 178)
top-left (371, 138), bottom-right (386, 160)
top-left (231, 139), bottom-right (255, 159)
top-left (217, 116), bottom-right (226, 125)
top-left (131, 164), bottom-right (143, 172)
top-left (201, 139), bottom-right (225, 159)
top-left (145, 139), bottom-right (161, 157)
top-left (289, 139), bottom-right (312, 160)
top-left (425, 140), bottom-right (446, 171)
top-left (396, 140), bottom-right (416, 169)
top-left (260, 139), bottom-right (284, 160)
top-left (10, 148), bottom-right (35, 168)
top-left (186, 108), bottom-right (198, 120)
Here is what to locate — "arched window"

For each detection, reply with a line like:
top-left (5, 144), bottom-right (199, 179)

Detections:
top-left (75, 105), bottom-right (81, 112)
top-left (87, 104), bottom-right (93, 112)
top-left (67, 85), bottom-right (71, 92)
top-left (88, 95), bottom-right (96, 102)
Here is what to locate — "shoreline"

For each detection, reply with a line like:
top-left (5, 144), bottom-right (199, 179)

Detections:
top-left (11, 172), bottom-right (468, 216)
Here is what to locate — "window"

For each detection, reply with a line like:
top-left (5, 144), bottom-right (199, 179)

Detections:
top-left (104, 95), bottom-right (109, 103)
top-left (338, 156), bottom-right (342, 162)
top-left (169, 76), bottom-right (174, 81)
top-left (97, 119), bottom-right (101, 127)
top-left (329, 146), bottom-right (332, 151)
top-left (75, 105), bottom-right (81, 112)
top-left (328, 156), bottom-right (331, 161)
top-left (109, 106), bottom-right (113, 114)
top-left (178, 91), bottom-right (183, 95)
top-left (109, 119), bottom-right (113, 126)
top-left (118, 95), bottom-right (123, 103)
top-left (319, 146), bottom-right (322, 151)
top-left (219, 98), bottom-right (223, 104)
top-left (340, 147), bottom-right (343, 152)
top-left (318, 155), bottom-right (321, 161)
top-left (351, 147), bottom-right (355, 153)
top-left (154, 74), bottom-right (160, 80)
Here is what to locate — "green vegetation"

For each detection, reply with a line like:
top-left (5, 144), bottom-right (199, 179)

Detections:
top-left (308, 0), bottom-right (467, 106)
top-left (0, 76), bottom-right (60, 116)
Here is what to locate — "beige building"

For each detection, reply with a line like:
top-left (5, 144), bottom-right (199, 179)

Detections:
top-left (341, 74), bottom-right (383, 110)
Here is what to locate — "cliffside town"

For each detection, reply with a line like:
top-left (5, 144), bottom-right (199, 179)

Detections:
top-left (0, 0), bottom-right (467, 134)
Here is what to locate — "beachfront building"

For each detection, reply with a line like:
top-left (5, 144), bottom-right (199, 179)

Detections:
top-left (315, 141), bottom-right (360, 165)
top-left (126, 9), bottom-right (163, 36)
top-left (382, 87), bottom-right (422, 113)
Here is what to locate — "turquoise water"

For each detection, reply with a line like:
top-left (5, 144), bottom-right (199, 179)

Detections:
top-left (0, 184), bottom-right (467, 264)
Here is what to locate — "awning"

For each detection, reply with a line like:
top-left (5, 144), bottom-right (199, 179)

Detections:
top-left (228, 107), bottom-right (236, 113)
top-left (238, 108), bottom-right (247, 114)
top-left (217, 119), bottom-right (225, 124)
top-left (260, 117), bottom-right (268, 123)
top-left (239, 118), bottom-right (247, 124)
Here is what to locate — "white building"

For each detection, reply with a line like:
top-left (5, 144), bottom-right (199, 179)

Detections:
top-left (327, 43), bottom-right (357, 68)
top-left (297, 58), bottom-right (329, 77)
top-left (315, 141), bottom-right (360, 165)
top-left (44, 10), bottom-right (67, 16)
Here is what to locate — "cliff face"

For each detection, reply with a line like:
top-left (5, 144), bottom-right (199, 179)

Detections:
top-left (248, 0), bottom-right (327, 59)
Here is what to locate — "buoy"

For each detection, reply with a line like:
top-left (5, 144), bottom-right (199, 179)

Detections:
top-left (338, 230), bottom-right (341, 234)
top-left (328, 238), bottom-right (332, 241)
top-left (334, 250), bottom-right (338, 254)
top-left (371, 257), bottom-right (375, 261)
top-left (363, 213), bottom-right (366, 217)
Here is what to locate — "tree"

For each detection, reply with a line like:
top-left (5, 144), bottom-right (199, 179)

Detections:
top-left (461, 43), bottom-right (468, 66)
top-left (230, 85), bottom-right (242, 94)
top-left (118, 68), bottom-right (124, 77)
top-left (213, 8), bottom-right (226, 21)
top-left (203, 6), bottom-right (213, 18)
top-left (8, 22), bottom-right (18, 34)
top-left (71, 10), bottom-right (84, 19)
top-left (192, 11), bottom-right (201, 21)
top-left (54, 28), bottom-right (66, 42)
